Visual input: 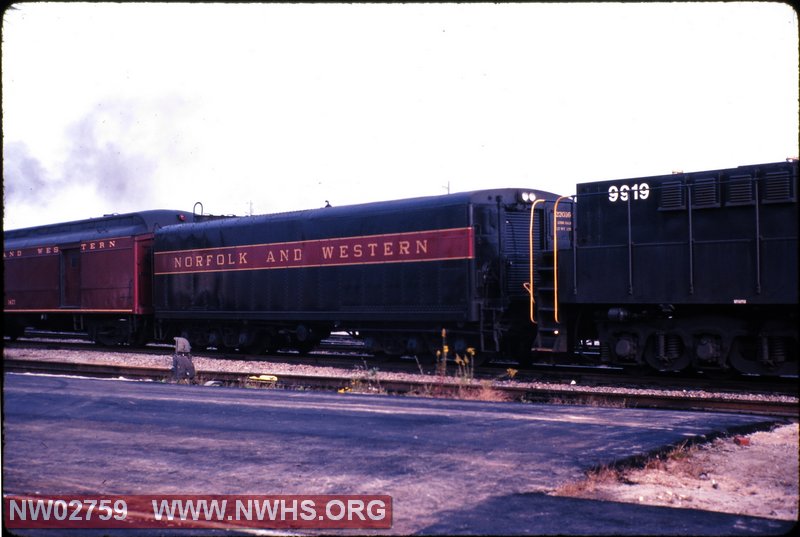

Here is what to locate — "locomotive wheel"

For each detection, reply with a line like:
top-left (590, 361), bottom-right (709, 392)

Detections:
top-left (291, 324), bottom-right (329, 355)
top-left (643, 332), bottom-right (691, 372)
top-left (729, 337), bottom-right (798, 376)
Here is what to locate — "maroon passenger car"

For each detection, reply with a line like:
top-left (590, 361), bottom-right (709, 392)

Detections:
top-left (3, 210), bottom-right (197, 344)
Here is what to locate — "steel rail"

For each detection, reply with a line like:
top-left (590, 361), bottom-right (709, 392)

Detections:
top-left (7, 338), bottom-right (797, 396)
top-left (3, 358), bottom-right (796, 418)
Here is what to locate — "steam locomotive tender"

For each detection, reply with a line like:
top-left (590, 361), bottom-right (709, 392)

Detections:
top-left (152, 189), bottom-right (563, 358)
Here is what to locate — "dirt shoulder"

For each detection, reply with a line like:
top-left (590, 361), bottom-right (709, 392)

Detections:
top-left (551, 422), bottom-right (799, 521)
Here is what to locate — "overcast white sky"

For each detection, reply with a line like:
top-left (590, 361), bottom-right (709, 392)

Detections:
top-left (2, 2), bottom-right (798, 230)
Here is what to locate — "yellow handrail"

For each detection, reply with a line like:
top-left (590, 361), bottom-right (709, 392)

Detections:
top-left (524, 199), bottom-right (545, 324)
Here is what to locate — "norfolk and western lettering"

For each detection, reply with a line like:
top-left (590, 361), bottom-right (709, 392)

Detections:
top-left (3, 237), bottom-right (132, 259)
top-left (154, 227), bottom-right (474, 275)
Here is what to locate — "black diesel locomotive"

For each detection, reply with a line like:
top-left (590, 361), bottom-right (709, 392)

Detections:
top-left (557, 160), bottom-right (798, 376)
top-left (4, 160), bottom-right (797, 375)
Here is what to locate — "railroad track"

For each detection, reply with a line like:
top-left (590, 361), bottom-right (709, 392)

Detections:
top-left (4, 358), bottom-right (797, 418)
top-left (7, 336), bottom-right (797, 397)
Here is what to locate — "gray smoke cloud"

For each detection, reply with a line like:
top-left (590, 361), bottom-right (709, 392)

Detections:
top-left (3, 141), bottom-right (54, 202)
top-left (4, 96), bottom-right (186, 214)
top-left (62, 100), bottom-right (159, 201)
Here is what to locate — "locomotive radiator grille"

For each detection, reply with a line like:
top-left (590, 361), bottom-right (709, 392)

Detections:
top-left (763, 171), bottom-right (794, 202)
top-left (504, 209), bottom-right (539, 297)
top-left (727, 176), bottom-right (755, 205)
top-left (691, 178), bottom-right (720, 208)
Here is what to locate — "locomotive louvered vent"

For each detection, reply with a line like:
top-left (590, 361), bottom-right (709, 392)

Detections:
top-left (504, 209), bottom-right (535, 297)
top-left (762, 171), bottom-right (795, 203)
top-left (659, 181), bottom-right (685, 210)
top-left (726, 175), bottom-right (754, 205)
top-left (691, 177), bottom-right (719, 208)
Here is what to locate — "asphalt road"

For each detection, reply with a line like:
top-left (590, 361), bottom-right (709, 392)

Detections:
top-left (2, 373), bottom-right (791, 535)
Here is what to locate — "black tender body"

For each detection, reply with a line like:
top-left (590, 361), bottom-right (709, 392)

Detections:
top-left (557, 161), bottom-right (798, 374)
top-left (153, 189), bottom-right (561, 356)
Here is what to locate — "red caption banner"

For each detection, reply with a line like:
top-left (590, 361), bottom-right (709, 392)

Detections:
top-left (3, 494), bottom-right (393, 529)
